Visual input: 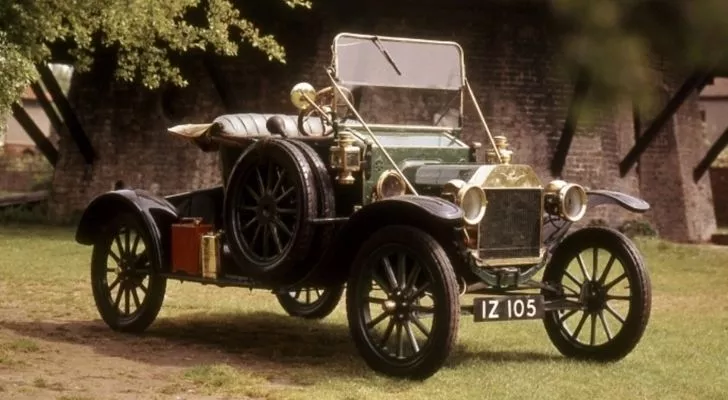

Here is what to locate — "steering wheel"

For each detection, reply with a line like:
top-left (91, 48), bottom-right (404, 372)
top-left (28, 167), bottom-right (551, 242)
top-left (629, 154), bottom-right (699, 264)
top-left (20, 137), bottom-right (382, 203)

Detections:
top-left (297, 86), bottom-right (355, 137)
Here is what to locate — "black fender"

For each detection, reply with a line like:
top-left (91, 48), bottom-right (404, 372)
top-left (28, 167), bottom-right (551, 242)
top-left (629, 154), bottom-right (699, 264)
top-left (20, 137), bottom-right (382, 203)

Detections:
top-left (543, 190), bottom-right (649, 250)
top-left (339, 195), bottom-right (464, 241)
top-left (302, 195), bottom-right (464, 286)
top-left (75, 189), bottom-right (179, 271)
top-left (587, 189), bottom-right (650, 213)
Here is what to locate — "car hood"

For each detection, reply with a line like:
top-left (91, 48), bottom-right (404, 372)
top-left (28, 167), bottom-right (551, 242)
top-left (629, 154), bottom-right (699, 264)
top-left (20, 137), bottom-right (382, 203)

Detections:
top-left (401, 163), bottom-right (543, 193)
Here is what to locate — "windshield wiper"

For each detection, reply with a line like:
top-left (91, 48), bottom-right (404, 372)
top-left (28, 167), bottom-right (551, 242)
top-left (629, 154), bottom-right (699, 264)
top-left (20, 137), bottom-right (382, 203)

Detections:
top-left (372, 36), bottom-right (402, 76)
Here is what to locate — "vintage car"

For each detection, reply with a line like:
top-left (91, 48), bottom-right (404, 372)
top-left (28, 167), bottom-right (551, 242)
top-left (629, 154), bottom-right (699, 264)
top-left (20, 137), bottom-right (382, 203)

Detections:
top-left (75, 33), bottom-right (652, 379)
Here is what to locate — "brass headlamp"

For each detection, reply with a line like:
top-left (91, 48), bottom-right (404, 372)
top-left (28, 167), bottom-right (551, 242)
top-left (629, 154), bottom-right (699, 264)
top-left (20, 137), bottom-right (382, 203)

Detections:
top-left (544, 179), bottom-right (588, 222)
top-left (443, 179), bottom-right (487, 225)
top-left (330, 131), bottom-right (361, 185)
top-left (374, 170), bottom-right (407, 200)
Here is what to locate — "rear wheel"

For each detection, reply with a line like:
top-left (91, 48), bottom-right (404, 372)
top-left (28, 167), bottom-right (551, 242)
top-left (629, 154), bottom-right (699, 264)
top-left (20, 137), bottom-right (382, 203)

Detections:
top-left (91, 213), bottom-right (166, 333)
top-left (276, 286), bottom-right (344, 319)
top-left (541, 227), bottom-right (651, 361)
top-left (347, 226), bottom-right (459, 380)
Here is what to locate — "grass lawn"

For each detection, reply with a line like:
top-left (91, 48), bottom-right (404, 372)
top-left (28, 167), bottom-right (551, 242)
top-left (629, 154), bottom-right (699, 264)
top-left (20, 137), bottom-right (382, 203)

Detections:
top-left (0, 223), bottom-right (727, 399)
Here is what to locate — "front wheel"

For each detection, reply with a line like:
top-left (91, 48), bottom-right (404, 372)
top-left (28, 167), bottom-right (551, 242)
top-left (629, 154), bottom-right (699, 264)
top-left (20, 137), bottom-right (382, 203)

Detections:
top-left (276, 286), bottom-right (344, 319)
top-left (541, 227), bottom-right (651, 361)
top-left (91, 213), bottom-right (167, 333)
top-left (347, 226), bottom-right (460, 380)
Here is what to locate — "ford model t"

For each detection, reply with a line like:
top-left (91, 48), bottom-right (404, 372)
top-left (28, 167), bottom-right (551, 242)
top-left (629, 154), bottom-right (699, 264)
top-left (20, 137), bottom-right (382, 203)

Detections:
top-left (75, 33), bottom-right (652, 379)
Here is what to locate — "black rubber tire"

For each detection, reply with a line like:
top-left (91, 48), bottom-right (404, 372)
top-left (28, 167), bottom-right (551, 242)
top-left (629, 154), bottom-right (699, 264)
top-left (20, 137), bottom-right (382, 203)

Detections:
top-left (224, 139), bottom-right (318, 283)
top-left (276, 285), bottom-right (345, 319)
top-left (347, 225), bottom-right (460, 380)
top-left (287, 140), bottom-right (336, 263)
top-left (91, 213), bottom-right (166, 333)
top-left (541, 227), bottom-right (651, 361)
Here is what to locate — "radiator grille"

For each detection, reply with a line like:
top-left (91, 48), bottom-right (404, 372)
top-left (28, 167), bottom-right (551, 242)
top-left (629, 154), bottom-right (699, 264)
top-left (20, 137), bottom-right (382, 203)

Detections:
top-left (479, 188), bottom-right (542, 259)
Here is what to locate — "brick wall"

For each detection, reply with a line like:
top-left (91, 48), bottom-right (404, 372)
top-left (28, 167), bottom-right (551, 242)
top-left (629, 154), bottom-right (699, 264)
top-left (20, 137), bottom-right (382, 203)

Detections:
top-left (636, 63), bottom-right (717, 242)
top-left (50, 0), bottom-right (716, 241)
top-left (710, 167), bottom-right (728, 226)
top-left (0, 149), bottom-right (53, 193)
top-left (49, 59), bottom-right (225, 219)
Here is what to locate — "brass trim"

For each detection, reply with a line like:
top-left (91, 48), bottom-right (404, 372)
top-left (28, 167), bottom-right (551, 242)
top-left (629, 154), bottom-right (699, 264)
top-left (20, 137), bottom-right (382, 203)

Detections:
top-left (374, 169), bottom-right (407, 200)
top-left (329, 131), bottom-right (361, 185)
top-left (483, 256), bottom-right (544, 267)
top-left (486, 136), bottom-right (513, 164)
top-left (456, 184), bottom-right (487, 225)
top-left (471, 248), bottom-right (546, 267)
top-left (544, 180), bottom-right (588, 222)
top-left (290, 82), bottom-right (317, 110)
top-left (462, 164), bottom-right (543, 190)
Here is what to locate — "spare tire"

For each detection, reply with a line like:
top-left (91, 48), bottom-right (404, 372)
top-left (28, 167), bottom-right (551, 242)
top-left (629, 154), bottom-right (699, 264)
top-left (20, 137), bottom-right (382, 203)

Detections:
top-left (288, 140), bottom-right (336, 257)
top-left (223, 139), bottom-right (318, 283)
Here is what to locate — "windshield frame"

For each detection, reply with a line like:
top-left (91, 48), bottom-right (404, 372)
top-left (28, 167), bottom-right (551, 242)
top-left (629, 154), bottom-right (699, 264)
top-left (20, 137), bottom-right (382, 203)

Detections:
top-left (331, 33), bottom-right (467, 91)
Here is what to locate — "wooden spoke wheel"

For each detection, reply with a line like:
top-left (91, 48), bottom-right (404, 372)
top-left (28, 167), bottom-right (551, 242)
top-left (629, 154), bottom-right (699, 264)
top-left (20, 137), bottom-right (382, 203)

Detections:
top-left (224, 139), bottom-right (318, 283)
top-left (541, 227), bottom-right (652, 361)
top-left (91, 213), bottom-right (166, 333)
top-left (347, 226), bottom-right (459, 380)
top-left (276, 286), bottom-right (344, 319)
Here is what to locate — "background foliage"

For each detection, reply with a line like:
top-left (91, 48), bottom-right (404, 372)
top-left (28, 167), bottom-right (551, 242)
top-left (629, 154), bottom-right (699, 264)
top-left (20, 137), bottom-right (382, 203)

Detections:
top-left (0, 0), bottom-right (310, 123)
top-left (2, 0), bottom-right (728, 124)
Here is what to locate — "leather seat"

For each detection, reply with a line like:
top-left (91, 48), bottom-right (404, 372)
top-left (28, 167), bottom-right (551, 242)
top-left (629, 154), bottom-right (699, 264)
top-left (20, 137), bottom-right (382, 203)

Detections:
top-left (212, 113), bottom-right (327, 138)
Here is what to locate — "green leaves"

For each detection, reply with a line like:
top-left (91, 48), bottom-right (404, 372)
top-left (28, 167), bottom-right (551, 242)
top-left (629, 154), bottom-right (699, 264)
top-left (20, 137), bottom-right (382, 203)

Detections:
top-left (0, 0), bottom-right (311, 114)
top-left (5, 0), bottom-right (728, 117)
top-left (0, 31), bottom-right (38, 128)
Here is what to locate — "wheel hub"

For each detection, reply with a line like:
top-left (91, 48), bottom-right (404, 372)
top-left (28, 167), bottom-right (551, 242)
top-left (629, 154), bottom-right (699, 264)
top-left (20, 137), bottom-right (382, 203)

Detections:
top-left (118, 256), bottom-right (130, 273)
top-left (116, 255), bottom-right (145, 281)
top-left (581, 280), bottom-right (607, 312)
top-left (257, 195), bottom-right (277, 224)
top-left (382, 289), bottom-right (412, 319)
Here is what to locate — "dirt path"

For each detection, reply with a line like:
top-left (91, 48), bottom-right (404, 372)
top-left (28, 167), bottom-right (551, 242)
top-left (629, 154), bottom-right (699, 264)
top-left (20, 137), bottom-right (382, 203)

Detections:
top-left (0, 303), bottom-right (359, 400)
top-left (0, 317), bottom-right (233, 399)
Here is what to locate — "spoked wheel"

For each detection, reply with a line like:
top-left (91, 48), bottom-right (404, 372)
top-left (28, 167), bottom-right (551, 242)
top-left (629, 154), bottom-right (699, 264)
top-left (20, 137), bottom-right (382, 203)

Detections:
top-left (542, 227), bottom-right (651, 361)
top-left (347, 226), bottom-right (459, 380)
top-left (91, 213), bottom-right (166, 333)
top-left (276, 286), bottom-right (345, 319)
top-left (224, 139), bottom-right (318, 283)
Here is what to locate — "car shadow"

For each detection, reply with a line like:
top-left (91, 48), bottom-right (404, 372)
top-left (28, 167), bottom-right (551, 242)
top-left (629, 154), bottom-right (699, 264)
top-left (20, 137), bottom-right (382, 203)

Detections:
top-left (447, 349), bottom-right (563, 366)
top-left (0, 311), bottom-right (565, 380)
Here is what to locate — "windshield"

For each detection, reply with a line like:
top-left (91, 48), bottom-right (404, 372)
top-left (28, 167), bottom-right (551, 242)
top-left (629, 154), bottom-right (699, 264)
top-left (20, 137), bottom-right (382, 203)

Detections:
top-left (333, 33), bottom-right (464, 91)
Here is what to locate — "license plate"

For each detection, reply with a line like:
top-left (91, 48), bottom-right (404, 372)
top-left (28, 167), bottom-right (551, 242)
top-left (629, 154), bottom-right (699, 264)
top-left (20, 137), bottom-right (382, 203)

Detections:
top-left (473, 295), bottom-right (545, 322)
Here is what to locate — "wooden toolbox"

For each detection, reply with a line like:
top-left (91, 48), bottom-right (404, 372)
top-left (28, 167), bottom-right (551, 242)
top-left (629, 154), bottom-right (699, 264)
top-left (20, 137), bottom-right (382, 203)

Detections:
top-left (171, 218), bottom-right (213, 276)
